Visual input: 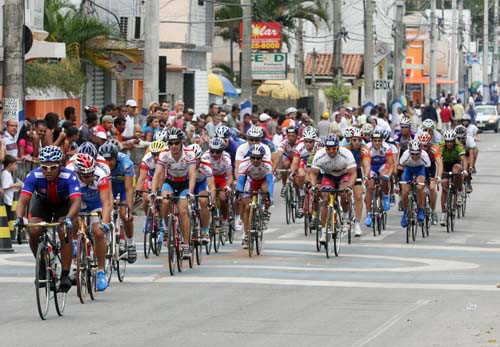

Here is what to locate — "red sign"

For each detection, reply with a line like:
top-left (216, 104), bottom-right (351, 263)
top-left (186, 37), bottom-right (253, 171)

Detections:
top-left (239, 22), bottom-right (282, 50)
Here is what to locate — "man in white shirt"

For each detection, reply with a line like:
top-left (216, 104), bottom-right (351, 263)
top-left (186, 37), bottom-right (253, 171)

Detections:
top-left (3, 119), bottom-right (18, 157)
top-left (123, 99), bottom-right (137, 138)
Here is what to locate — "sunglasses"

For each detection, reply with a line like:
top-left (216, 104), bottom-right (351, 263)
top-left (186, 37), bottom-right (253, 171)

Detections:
top-left (248, 138), bottom-right (260, 143)
top-left (78, 172), bottom-right (94, 178)
top-left (168, 141), bottom-right (181, 146)
top-left (351, 138), bottom-right (362, 142)
top-left (210, 150), bottom-right (223, 154)
top-left (372, 139), bottom-right (382, 142)
top-left (250, 156), bottom-right (262, 161)
top-left (41, 164), bottom-right (59, 171)
top-left (304, 140), bottom-right (315, 144)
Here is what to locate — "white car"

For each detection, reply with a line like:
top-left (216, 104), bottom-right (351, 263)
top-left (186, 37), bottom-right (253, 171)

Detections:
top-left (475, 105), bottom-right (500, 132)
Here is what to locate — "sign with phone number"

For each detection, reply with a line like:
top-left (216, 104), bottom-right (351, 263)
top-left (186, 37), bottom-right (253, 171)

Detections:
top-left (240, 22), bottom-right (282, 51)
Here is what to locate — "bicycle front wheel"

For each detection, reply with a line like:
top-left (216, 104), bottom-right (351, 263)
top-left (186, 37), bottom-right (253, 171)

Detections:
top-left (167, 217), bottom-right (175, 276)
top-left (88, 244), bottom-right (97, 301)
top-left (105, 232), bottom-right (113, 284)
top-left (255, 208), bottom-right (264, 255)
top-left (315, 219), bottom-right (322, 252)
top-left (325, 208), bottom-right (334, 259)
top-left (76, 235), bottom-right (88, 304)
top-left (333, 212), bottom-right (342, 257)
top-left (248, 205), bottom-right (256, 258)
top-left (35, 244), bottom-right (50, 320)
top-left (53, 248), bottom-right (66, 316)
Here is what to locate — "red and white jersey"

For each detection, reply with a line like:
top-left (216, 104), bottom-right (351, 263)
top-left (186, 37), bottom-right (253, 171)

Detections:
top-left (399, 149), bottom-right (431, 167)
top-left (235, 142), bottom-right (272, 162)
top-left (366, 142), bottom-right (393, 167)
top-left (140, 151), bottom-right (158, 179)
top-left (66, 154), bottom-right (111, 177)
top-left (238, 158), bottom-right (272, 180)
top-left (278, 138), bottom-right (302, 158)
top-left (157, 147), bottom-right (196, 181)
top-left (65, 165), bottom-right (110, 205)
top-left (311, 147), bottom-right (356, 176)
top-left (293, 141), bottom-right (317, 161)
top-left (196, 161), bottom-right (213, 183)
top-left (201, 151), bottom-right (232, 177)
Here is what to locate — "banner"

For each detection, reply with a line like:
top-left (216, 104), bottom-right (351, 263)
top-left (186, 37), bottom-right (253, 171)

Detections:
top-left (239, 22), bottom-right (282, 50)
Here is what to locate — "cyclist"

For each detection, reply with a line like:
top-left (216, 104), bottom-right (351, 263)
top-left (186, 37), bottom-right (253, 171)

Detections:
top-left (418, 132), bottom-right (443, 224)
top-left (399, 140), bottom-right (431, 227)
top-left (98, 143), bottom-right (137, 263)
top-left (454, 125), bottom-right (476, 193)
top-left (310, 134), bottom-right (357, 241)
top-left (67, 153), bottom-right (112, 291)
top-left (382, 129), bottom-right (399, 206)
top-left (70, 141), bottom-right (111, 177)
top-left (439, 130), bottom-right (468, 226)
top-left (202, 137), bottom-right (234, 234)
top-left (419, 119), bottom-right (442, 144)
top-left (343, 128), bottom-right (370, 236)
top-left (364, 129), bottom-right (393, 227)
top-left (190, 143), bottom-right (215, 242)
top-left (151, 129), bottom-right (196, 254)
top-left (15, 146), bottom-right (81, 292)
top-left (461, 114), bottom-right (479, 142)
top-left (290, 126), bottom-right (318, 217)
top-left (361, 123), bottom-right (373, 144)
top-left (394, 117), bottom-right (415, 209)
top-left (273, 125), bottom-right (301, 197)
top-left (214, 125), bottom-right (239, 170)
top-left (340, 126), bottom-right (355, 147)
top-left (236, 144), bottom-right (274, 249)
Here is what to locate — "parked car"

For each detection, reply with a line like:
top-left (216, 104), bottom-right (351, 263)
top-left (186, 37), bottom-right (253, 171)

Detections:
top-left (475, 104), bottom-right (500, 132)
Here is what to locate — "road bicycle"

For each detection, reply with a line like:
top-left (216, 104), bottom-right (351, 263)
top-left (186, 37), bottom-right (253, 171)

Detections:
top-left (370, 176), bottom-right (387, 237)
top-left (75, 212), bottom-right (100, 304)
top-left (404, 179), bottom-right (420, 243)
top-left (189, 194), bottom-right (211, 266)
top-left (444, 172), bottom-right (462, 233)
top-left (318, 187), bottom-right (350, 258)
top-left (163, 195), bottom-right (186, 275)
top-left (137, 190), bottom-right (163, 258)
top-left (277, 169), bottom-right (298, 224)
top-left (105, 200), bottom-right (129, 283)
top-left (241, 190), bottom-right (268, 257)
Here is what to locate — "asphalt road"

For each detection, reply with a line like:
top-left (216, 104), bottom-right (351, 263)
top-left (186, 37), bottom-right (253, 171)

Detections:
top-left (2, 133), bottom-right (500, 347)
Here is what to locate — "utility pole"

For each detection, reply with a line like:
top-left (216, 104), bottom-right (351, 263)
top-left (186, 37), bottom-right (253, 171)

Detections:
top-left (143, 0), bottom-right (159, 108)
top-left (296, 19), bottom-right (305, 96)
top-left (393, 0), bottom-right (405, 101)
top-left (332, 0), bottom-right (343, 81)
top-left (240, 0), bottom-right (253, 105)
top-left (483, 0), bottom-right (490, 101)
top-left (429, 0), bottom-right (437, 101)
top-left (451, 0), bottom-right (458, 95)
top-left (364, 0), bottom-right (374, 102)
top-left (493, 0), bottom-right (499, 84)
top-left (311, 48), bottom-right (320, 123)
top-left (458, 0), bottom-right (465, 95)
top-left (3, 0), bottom-right (25, 122)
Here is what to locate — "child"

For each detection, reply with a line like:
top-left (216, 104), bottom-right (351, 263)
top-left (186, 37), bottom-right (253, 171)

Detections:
top-left (2, 155), bottom-right (22, 234)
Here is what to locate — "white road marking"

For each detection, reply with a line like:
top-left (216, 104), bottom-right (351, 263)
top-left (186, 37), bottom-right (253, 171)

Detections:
top-left (445, 234), bottom-right (469, 244)
top-left (350, 299), bottom-right (431, 347)
top-left (278, 229), bottom-right (303, 239)
top-left (359, 229), bottom-right (399, 241)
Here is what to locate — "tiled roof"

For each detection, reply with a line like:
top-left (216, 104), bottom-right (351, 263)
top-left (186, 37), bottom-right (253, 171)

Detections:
top-left (304, 53), bottom-right (364, 78)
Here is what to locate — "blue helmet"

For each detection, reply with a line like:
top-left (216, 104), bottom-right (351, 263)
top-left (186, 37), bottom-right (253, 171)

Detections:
top-left (77, 141), bottom-right (98, 159)
top-left (39, 145), bottom-right (63, 162)
top-left (249, 144), bottom-right (265, 157)
top-left (381, 128), bottom-right (391, 141)
top-left (98, 143), bottom-right (119, 159)
top-left (215, 125), bottom-right (230, 139)
top-left (323, 134), bottom-right (339, 148)
top-left (229, 128), bottom-right (239, 139)
top-left (210, 137), bottom-right (226, 151)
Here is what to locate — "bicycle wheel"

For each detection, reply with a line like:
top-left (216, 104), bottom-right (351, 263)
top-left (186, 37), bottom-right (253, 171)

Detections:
top-left (195, 234), bottom-right (203, 266)
top-left (228, 218), bottom-right (234, 244)
top-left (382, 211), bottom-right (387, 230)
top-left (143, 213), bottom-right (152, 259)
top-left (206, 212), bottom-right (214, 255)
top-left (285, 188), bottom-right (291, 225)
top-left (76, 234), bottom-right (88, 304)
top-left (35, 243), bottom-right (50, 320)
top-left (248, 205), bottom-right (255, 258)
top-left (53, 247), bottom-right (66, 316)
top-left (377, 193), bottom-right (383, 235)
top-left (333, 209), bottom-right (342, 256)
top-left (88, 243), bottom-right (97, 301)
top-left (176, 224), bottom-right (183, 273)
top-left (446, 192), bottom-right (453, 233)
top-left (325, 208), bottom-right (334, 259)
top-left (371, 195), bottom-right (377, 237)
top-left (291, 188), bottom-right (296, 223)
top-left (167, 217), bottom-right (175, 276)
top-left (255, 208), bottom-right (263, 255)
top-left (303, 193), bottom-right (310, 236)
top-left (461, 192), bottom-right (467, 217)
top-left (116, 236), bottom-right (127, 282)
top-left (154, 214), bottom-right (163, 256)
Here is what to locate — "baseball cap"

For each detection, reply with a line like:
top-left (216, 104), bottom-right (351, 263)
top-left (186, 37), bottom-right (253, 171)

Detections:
top-left (259, 113), bottom-right (271, 122)
top-left (96, 131), bottom-right (107, 140)
top-left (126, 99), bottom-right (137, 107)
top-left (321, 111), bottom-right (330, 119)
top-left (285, 107), bottom-right (297, 114)
top-left (102, 115), bottom-right (113, 123)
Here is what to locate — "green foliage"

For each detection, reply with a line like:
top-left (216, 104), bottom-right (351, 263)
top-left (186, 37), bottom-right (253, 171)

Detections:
top-left (25, 61), bottom-right (85, 96)
top-left (323, 77), bottom-right (350, 109)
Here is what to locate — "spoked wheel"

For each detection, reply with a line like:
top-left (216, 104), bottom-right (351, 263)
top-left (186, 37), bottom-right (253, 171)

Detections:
top-left (195, 238), bottom-right (203, 265)
top-left (167, 231), bottom-right (175, 276)
top-left (315, 221), bottom-right (322, 252)
top-left (248, 206), bottom-right (255, 258)
top-left (461, 192), bottom-right (467, 217)
top-left (188, 241), bottom-right (194, 269)
top-left (290, 189), bottom-right (297, 223)
top-left (420, 221), bottom-right (426, 238)
top-left (53, 247), bottom-right (66, 317)
top-left (76, 235), bottom-right (88, 304)
top-left (406, 221), bottom-right (411, 244)
top-left (255, 209), bottom-right (264, 255)
top-left (411, 219), bottom-right (417, 242)
top-left (285, 191), bottom-right (291, 225)
top-left (213, 228), bottom-right (220, 253)
top-left (304, 213), bottom-right (310, 237)
top-left (325, 209), bottom-right (334, 259)
top-left (143, 214), bottom-right (152, 259)
top-left (377, 195), bottom-right (383, 235)
top-left (228, 219), bottom-right (234, 244)
top-left (88, 246), bottom-right (97, 301)
top-left (116, 239), bottom-right (127, 283)
top-left (333, 212), bottom-right (342, 256)
top-left (176, 225), bottom-right (183, 273)
top-left (35, 244), bottom-right (50, 320)
top-left (382, 211), bottom-right (387, 230)
top-left (154, 214), bottom-right (163, 256)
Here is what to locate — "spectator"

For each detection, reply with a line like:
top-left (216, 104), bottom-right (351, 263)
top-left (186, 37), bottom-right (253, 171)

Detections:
top-left (467, 104), bottom-right (476, 124)
top-left (123, 99), bottom-right (138, 138)
top-left (17, 122), bottom-right (34, 159)
top-left (317, 112), bottom-right (331, 140)
top-left (61, 106), bottom-right (76, 127)
top-left (3, 119), bottom-right (18, 157)
top-left (143, 115), bottom-right (160, 141)
top-left (240, 113), bottom-right (252, 134)
top-left (272, 125), bottom-right (284, 148)
top-left (267, 112), bottom-right (278, 136)
top-left (114, 117), bottom-right (126, 142)
top-left (422, 100), bottom-right (439, 123)
top-left (259, 113), bottom-right (272, 139)
top-left (2, 155), bottom-right (21, 224)
top-left (208, 103), bottom-right (219, 118)
top-left (79, 112), bottom-right (97, 144)
top-left (227, 104), bottom-right (239, 128)
top-left (169, 100), bottom-right (185, 118)
top-left (250, 113), bottom-right (259, 127)
top-left (329, 112), bottom-right (342, 136)
top-left (62, 126), bottom-right (79, 156)
top-left (440, 102), bottom-right (453, 132)
top-left (32, 120), bottom-right (48, 157)
top-left (161, 101), bottom-right (170, 111)
top-left (44, 112), bottom-right (59, 145)
top-left (452, 99), bottom-right (465, 125)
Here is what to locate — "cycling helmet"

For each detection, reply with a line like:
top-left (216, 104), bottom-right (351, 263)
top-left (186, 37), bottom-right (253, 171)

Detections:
top-left (249, 144), bottom-right (265, 157)
top-left (74, 153), bottom-right (96, 174)
top-left (323, 133), bottom-right (339, 147)
top-left (105, 139), bottom-right (121, 150)
top-left (454, 125), bottom-right (467, 138)
top-left (149, 140), bottom-right (166, 153)
top-left (352, 128), bottom-right (362, 138)
top-left (229, 128), bottom-right (239, 139)
top-left (285, 107), bottom-right (297, 115)
top-left (409, 139), bottom-right (421, 154)
top-left (343, 126), bottom-right (355, 139)
top-left (422, 119), bottom-right (435, 130)
top-left (417, 132), bottom-right (432, 145)
top-left (209, 137), bottom-right (226, 151)
top-left (286, 125), bottom-right (299, 135)
top-left (98, 143), bottom-right (119, 159)
top-left (371, 129), bottom-right (383, 139)
top-left (302, 126), bottom-right (317, 140)
top-left (361, 123), bottom-right (374, 135)
top-left (77, 141), bottom-right (98, 159)
top-left (215, 125), bottom-right (230, 139)
top-left (167, 128), bottom-right (185, 141)
top-left (381, 128), bottom-right (391, 142)
top-left (400, 116), bottom-right (411, 127)
top-left (188, 144), bottom-right (203, 159)
top-left (246, 126), bottom-right (264, 139)
top-left (154, 129), bottom-right (170, 142)
top-left (39, 145), bottom-right (63, 162)
top-left (443, 129), bottom-right (457, 141)
top-left (462, 114), bottom-right (472, 121)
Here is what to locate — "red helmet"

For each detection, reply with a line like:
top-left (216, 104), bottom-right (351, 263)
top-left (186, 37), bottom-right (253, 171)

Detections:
top-left (417, 132), bottom-right (431, 145)
top-left (74, 153), bottom-right (96, 174)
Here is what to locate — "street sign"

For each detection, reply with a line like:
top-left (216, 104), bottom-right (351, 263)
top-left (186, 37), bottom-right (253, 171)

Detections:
top-left (374, 80), bottom-right (392, 90)
top-left (240, 22), bottom-right (282, 50)
top-left (251, 53), bottom-right (287, 80)
top-left (3, 98), bottom-right (19, 120)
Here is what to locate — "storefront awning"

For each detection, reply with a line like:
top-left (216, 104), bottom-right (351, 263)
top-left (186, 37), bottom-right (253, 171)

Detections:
top-left (405, 76), bottom-right (455, 85)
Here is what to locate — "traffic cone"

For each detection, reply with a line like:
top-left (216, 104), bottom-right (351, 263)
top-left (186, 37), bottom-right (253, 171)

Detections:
top-left (0, 199), bottom-right (13, 253)
top-left (9, 191), bottom-right (19, 241)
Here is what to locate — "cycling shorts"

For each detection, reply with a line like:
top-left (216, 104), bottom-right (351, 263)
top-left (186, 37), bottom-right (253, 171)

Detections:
top-left (443, 160), bottom-right (461, 174)
top-left (194, 179), bottom-right (208, 194)
top-left (162, 179), bottom-right (189, 197)
top-left (30, 195), bottom-right (69, 221)
top-left (214, 175), bottom-right (228, 189)
top-left (321, 173), bottom-right (350, 189)
top-left (425, 162), bottom-right (437, 181)
top-left (355, 167), bottom-right (363, 186)
top-left (112, 184), bottom-right (127, 201)
top-left (142, 178), bottom-right (152, 191)
top-left (370, 163), bottom-right (389, 178)
top-left (401, 165), bottom-right (426, 183)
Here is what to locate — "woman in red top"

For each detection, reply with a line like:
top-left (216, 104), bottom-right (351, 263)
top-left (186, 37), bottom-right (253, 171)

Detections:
top-left (17, 122), bottom-right (34, 159)
top-left (440, 103), bottom-right (453, 132)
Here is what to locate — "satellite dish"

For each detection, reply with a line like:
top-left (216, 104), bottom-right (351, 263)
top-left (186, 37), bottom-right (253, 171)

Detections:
top-left (24, 25), bottom-right (33, 54)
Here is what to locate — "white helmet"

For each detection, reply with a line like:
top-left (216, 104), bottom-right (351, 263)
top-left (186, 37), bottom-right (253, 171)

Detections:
top-left (343, 126), bottom-right (356, 139)
top-left (246, 126), bottom-right (264, 139)
top-left (422, 119), bottom-right (435, 130)
top-left (400, 116), bottom-right (411, 127)
top-left (361, 123), bottom-right (374, 135)
top-left (188, 144), bottom-right (203, 159)
top-left (285, 107), bottom-right (298, 115)
top-left (409, 139), bottom-right (421, 154)
top-left (302, 126), bottom-right (317, 140)
top-left (443, 129), bottom-right (456, 141)
top-left (462, 114), bottom-right (471, 121)
top-left (352, 127), bottom-right (362, 138)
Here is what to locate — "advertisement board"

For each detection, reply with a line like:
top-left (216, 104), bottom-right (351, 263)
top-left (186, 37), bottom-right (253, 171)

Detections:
top-left (251, 53), bottom-right (287, 80)
top-left (239, 22), bottom-right (282, 50)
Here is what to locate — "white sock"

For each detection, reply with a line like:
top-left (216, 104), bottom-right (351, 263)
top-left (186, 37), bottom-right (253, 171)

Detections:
top-left (126, 237), bottom-right (134, 246)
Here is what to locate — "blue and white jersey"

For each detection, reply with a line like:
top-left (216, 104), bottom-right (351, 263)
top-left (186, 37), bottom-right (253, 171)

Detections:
top-left (66, 165), bottom-right (110, 205)
top-left (21, 167), bottom-right (81, 203)
top-left (110, 152), bottom-right (135, 189)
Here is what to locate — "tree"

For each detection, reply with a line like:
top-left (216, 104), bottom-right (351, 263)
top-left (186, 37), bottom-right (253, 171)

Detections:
top-left (324, 76), bottom-right (350, 111)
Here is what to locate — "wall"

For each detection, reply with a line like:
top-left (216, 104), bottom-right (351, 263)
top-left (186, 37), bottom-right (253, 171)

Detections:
top-left (25, 98), bottom-right (81, 123)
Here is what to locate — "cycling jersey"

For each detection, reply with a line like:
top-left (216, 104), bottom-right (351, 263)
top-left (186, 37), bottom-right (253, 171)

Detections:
top-left (343, 144), bottom-right (370, 168)
top-left (196, 161), bottom-right (213, 183)
top-left (21, 167), bottom-right (81, 203)
top-left (110, 152), bottom-right (135, 200)
top-left (460, 135), bottom-right (476, 150)
top-left (235, 142), bottom-right (272, 162)
top-left (236, 158), bottom-right (274, 196)
top-left (278, 138), bottom-right (301, 159)
top-left (394, 131), bottom-right (415, 155)
top-left (311, 147), bottom-right (356, 176)
top-left (225, 138), bottom-right (240, 166)
top-left (424, 145), bottom-right (442, 162)
top-left (293, 141), bottom-right (317, 165)
top-left (367, 142), bottom-right (392, 170)
top-left (140, 152), bottom-right (158, 179)
top-left (157, 147), bottom-right (196, 182)
top-left (70, 166), bottom-right (110, 211)
top-left (399, 150), bottom-right (431, 167)
top-left (440, 142), bottom-right (465, 164)
top-left (466, 124), bottom-right (478, 138)
top-left (201, 151), bottom-right (231, 177)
